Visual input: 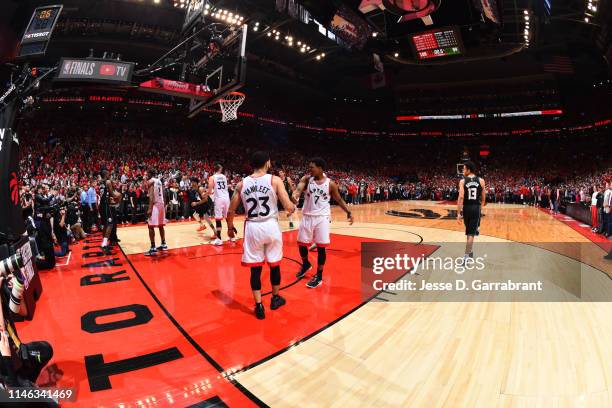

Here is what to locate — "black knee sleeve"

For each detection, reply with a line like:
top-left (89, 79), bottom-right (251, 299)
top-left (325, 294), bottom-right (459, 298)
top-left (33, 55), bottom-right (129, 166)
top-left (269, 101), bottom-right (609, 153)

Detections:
top-left (216, 220), bottom-right (222, 229)
top-left (250, 266), bottom-right (262, 291)
top-left (299, 245), bottom-right (309, 259)
top-left (270, 265), bottom-right (281, 286)
top-left (317, 247), bottom-right (326, 266)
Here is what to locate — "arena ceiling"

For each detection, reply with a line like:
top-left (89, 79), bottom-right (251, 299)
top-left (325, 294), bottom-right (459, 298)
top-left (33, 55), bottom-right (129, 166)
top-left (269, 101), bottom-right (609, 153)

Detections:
top-left (1, 0), bottom-right (610, 98)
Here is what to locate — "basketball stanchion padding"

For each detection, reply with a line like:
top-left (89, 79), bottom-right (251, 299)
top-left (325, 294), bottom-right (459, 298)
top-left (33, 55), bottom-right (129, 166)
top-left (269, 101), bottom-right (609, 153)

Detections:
top-left (219, 92), bottom-right (245, 122)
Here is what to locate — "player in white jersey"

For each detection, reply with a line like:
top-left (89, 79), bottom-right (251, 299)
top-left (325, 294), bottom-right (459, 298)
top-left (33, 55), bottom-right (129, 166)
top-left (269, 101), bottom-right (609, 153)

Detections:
top-left (293, 158), bottom-right (353, 288)
top-left (144, 168), bottom-right (168, 256)
top-left (227, 151), bottom-right (295, 320)
top-left (207, 163), bottom-right (236, 246)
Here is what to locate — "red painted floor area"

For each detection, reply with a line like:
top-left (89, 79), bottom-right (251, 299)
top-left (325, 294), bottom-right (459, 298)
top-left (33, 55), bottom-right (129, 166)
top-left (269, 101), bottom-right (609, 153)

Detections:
top-left (15, 230), bottom-right (436, 407)
top-left (541, 208), bottom-right (612, 252)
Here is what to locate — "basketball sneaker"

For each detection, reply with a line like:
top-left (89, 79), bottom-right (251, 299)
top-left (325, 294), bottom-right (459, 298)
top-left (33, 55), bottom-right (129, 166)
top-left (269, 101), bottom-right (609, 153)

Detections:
top-left (306, 275), bottom-right (322, 288)
top-left (144, 247), bottom-right (157, 256)
top-left (157, 243), bottom-right (168, 251)
top-left (254, 303), bottom-right (265, 320)
top-left (296, 263), bottom-right (312, 279)
top-left (212, 238), bottom-right (223, 246)
top-left (270, 294), bottom-right (286, 310)
top-left (197, 225), bottom-right (206, 231)
top-left (229, 237), bottom-right (239, 242)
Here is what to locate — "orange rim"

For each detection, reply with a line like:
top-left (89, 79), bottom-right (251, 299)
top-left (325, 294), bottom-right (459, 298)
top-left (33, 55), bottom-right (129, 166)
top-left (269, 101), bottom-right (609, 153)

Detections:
top-left (218, 92), bottom-right (245, 103)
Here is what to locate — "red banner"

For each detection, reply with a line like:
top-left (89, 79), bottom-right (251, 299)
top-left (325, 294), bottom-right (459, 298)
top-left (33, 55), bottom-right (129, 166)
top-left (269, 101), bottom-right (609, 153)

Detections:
top-left (138, 78), bottom-right (213, 100)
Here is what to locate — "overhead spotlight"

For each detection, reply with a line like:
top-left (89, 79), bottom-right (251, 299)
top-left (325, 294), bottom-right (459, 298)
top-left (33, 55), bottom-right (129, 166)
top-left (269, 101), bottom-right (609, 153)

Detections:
top-left (267, 32), bottom-right (272, 37)
top-left (205, 3), bottom-right (210, 9)
top-left (523, 9), bottom-right (529, 15)
top-left (394, 52), bottom-right (399, 57)
top-left (316, 55), bottom-right (321, 60)
top-left (255, 22), bottom-right (260, 26)
top-left (154, 0), bottom-right (160, 3)
top-left (321, 52), bottom-right (325, 57)
top-left (524, 15), bottom-right (529, 21)
top-left (297, 41), bottom-right (302, 45)
top-left (372, 32), bottom-right (378, 38)
top-left (222, 9), bottom-right (227, 14)
top-left (229, 12), bottom-right (233, 17)
top-left (253, 26), bottom-right (258, 31)
top-left (307, 46), bottom-right (311, 50)
top-left (524, 29), bottom-right (529, 34)
top-left (204, 10), bottom-right (209, 15)
top-left (300, 48), bottom-right (306, 53)
top-left (584, 17), bottom-right (589, 22)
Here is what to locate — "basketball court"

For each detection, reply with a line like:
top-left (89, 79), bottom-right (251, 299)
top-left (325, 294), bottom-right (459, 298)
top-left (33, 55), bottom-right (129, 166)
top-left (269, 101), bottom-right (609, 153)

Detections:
top-left (16, 201), bottom-right (612, 406)
top-left (1, 0), bottom-right (611, 406)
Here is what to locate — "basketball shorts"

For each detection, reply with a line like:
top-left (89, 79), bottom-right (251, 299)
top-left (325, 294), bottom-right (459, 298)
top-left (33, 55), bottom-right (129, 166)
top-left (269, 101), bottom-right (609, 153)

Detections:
top-left (214, 198), bottom-right (230, 220)
top-left (148, 203), bottom-right (167, 227)
top-left (463, 205), bottom-right (481, 236)
top-left (297, 214), bottom-right (330, 247)
top-left (242, 219), bottom-right (283, 266)
top-left (193, 202), bottom-right (213, 218)
top-left (101, 205), bottom-right (117, 227)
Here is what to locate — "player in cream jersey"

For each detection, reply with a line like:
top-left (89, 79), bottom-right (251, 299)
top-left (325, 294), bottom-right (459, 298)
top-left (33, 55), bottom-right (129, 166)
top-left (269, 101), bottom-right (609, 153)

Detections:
top-left (293, 158), bottom-right (353, 288)
top-left (207, 163), bottom-right (235, 245)
top-left (227, 151), bottom-right (295, 320)
top-left (144, 168), bottom-right (168, 256)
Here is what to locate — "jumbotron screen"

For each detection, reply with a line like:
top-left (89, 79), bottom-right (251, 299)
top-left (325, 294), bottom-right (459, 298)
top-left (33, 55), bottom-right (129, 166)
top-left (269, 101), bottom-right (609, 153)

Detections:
top-left (410, 27), bottom-right (464, 60)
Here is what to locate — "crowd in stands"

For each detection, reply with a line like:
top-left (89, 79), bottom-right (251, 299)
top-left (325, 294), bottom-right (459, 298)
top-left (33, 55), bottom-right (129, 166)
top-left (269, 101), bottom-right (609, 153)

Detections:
top-left (16, 118), bottom-right (612, 247)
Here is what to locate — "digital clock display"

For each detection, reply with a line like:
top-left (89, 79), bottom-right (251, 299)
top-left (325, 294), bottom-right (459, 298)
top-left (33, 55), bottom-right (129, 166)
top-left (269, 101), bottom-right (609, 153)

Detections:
top-left (410, 27), bottom-right (464, 60)
top-left (18, 5), bottom-right (63, 57)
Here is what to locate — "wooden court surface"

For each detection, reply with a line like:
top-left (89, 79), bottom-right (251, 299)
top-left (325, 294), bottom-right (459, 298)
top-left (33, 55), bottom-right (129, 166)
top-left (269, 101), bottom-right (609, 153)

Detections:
top-left (16, 201), bottom-right (612, 407)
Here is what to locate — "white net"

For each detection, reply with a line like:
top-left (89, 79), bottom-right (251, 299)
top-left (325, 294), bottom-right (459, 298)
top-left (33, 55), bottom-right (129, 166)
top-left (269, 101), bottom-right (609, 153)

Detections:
top-left (219, 92), bottom-right (245, 122)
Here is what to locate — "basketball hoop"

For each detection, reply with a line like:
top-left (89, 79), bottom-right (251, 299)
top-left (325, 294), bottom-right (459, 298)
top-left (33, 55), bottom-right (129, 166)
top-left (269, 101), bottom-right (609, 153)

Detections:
top-left (218, 92), bottom-right (245, 122)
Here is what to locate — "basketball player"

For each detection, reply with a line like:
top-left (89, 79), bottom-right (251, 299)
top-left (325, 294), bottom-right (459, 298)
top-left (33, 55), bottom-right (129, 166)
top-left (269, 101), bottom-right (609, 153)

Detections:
top-left (227, 151), bottom-right (295, 319)
top-left (189, 177), bottom-right (216, 236)
top-left (293, 158), bottom-right (353, 288)
top-left (144, 169), bottom-right (168, 256)
top-left (457, 161), bottom-right (486, 260)
top-left (208, 163), bottom-right (236, 245)
top-left (278, 170), bottom-right (296, 229)
top-left (99, 170), bottom-right (117, 255)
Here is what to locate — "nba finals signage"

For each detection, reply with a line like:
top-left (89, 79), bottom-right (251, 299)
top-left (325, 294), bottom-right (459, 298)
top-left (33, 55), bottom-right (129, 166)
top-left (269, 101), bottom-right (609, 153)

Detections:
top-left (56, 58), bottom-right (134, 85)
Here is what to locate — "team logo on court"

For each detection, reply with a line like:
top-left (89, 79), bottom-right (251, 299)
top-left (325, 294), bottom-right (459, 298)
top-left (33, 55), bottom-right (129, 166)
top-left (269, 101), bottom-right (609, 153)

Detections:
top-left (9, 172), bottom-right (19, 205)
top-left (386, 209), bottom-right (459, 219)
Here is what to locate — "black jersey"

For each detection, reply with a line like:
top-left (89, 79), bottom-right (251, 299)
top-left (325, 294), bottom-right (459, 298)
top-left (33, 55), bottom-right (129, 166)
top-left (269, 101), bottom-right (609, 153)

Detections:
top-left (187, 188), bottom-right (201, 204)
top-left (100, 180), bottom-right (110, 210)
top-left (463, 175), bottom-right (482, 207)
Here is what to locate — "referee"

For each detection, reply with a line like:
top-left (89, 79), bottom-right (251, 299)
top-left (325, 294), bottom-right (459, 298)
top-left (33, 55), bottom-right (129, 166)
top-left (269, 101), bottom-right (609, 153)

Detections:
top-left (457, 161), bottom-right (486, 260)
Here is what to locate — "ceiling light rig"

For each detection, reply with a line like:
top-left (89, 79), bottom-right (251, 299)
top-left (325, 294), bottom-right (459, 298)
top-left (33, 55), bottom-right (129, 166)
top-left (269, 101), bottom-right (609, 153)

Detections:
top-left (585, 0), bottom-right (599, 22)
top-left (263, 29), bottom-right (318, 58)
top-left (523, 9), bottom-right (531, 47)
top-left (172, 2), bottom-right (244, 25)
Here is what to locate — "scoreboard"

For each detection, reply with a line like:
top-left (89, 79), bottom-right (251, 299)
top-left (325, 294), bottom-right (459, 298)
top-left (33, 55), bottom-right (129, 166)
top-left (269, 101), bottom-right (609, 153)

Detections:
top-left (18, 5), bottom-right (63, 57)
top-left (410, 27), bottom-right (464, 60)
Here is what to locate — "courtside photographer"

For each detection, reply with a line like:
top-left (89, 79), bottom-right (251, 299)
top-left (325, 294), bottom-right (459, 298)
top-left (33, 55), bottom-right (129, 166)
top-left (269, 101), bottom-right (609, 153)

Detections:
top-left (0, 254), bottom-right (56, 407)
